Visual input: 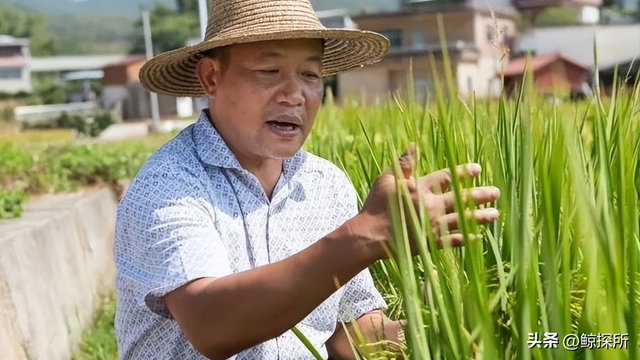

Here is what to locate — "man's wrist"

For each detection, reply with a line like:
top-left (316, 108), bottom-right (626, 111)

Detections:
top-left (341, 213), bottom-right (390, 262)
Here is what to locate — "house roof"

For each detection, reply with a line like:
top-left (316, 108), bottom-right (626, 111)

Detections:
top-left (30, 55), bottom-right (129, 73)
top-left (504, 53), bottom-right (590, 76)
top-left (102, 56), bottom-right (147, 70)
top-left (0, 35), bottom-right (29, 47)
top-left (516, 24), bottom-right (640, 69)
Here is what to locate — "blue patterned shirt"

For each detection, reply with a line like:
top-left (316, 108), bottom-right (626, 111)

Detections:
top-left (114, 111), bottom-right (386, 360)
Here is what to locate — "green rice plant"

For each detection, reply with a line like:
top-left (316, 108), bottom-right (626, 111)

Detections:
top-left (305, 47), bottom-right (640, 359)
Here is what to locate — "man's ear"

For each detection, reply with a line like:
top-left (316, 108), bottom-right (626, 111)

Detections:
top-left (196, 57), bottom-right (219, 98)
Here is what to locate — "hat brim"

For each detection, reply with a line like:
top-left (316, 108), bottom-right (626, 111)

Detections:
top-left (139, 29), bottom-right (389, 97)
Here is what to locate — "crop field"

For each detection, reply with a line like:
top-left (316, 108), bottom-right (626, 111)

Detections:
top-left (2, 75), bottom-right (639, 359)
top-left (0, 132), bottom-right (173, 218)
top-left (305, 76), bottom-right (640, 359)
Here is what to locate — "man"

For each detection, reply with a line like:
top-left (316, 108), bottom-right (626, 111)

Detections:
top-left (113, 1), bottom-right (501, 359)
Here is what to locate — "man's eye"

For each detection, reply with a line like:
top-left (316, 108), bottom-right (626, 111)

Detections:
top-left (259, 69), bottom-right (279, 74)
top-left (303, 71), bottom-right (320, 79)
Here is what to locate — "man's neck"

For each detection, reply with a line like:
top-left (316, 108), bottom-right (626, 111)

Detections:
top-left (205, 109), bottom-right (284, 199)
top-left (236, 156), bottom-right (283, 200)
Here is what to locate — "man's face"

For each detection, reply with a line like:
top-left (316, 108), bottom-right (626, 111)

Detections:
top-left (204, 39), bottom-right (324, 166)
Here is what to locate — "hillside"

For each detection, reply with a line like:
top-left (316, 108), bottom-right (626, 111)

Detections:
top-left (3, 0), bottom-right (401, 56)
top-left (7, 0), bottom-right (175, 16)
top-left (9, 0), bottom-right (399, 17)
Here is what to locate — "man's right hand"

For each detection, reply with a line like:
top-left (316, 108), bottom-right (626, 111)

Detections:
top-left (352, 144), bottom-right (501, 260)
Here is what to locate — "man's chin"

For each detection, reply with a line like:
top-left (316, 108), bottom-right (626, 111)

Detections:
top-left (268, 145), bottom-right (303, 160)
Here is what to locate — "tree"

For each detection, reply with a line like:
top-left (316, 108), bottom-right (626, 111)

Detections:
top-left (0, 3), bottom-right (57, 56)
top-left (176, 0), bottom-right (199, 15)
top-left (534, 7), bottom-right (577, 27)
top-left (129, 1), bottom-right (199, 55)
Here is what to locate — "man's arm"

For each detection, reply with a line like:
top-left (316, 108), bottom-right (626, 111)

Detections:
top-left (163, 214), bottom-right (384, 360)
top-left (326, 310), bottom-right (403, 360)
top-left (164, 160), bottom-right (500, 360)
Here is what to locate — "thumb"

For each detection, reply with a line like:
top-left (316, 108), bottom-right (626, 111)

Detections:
top-left (399, 142), bottom-right (416, 180)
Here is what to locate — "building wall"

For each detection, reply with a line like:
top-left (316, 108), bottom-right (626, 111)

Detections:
top-left (355, 11), bottom-right (477, 51)
top-left (0, 74), bottom-right (32, 94)
top-left (338, 66), bottom-right (390, 103)
top-left (348, 10), bottom-right (514, 100)
top-left (338, 55), bottom-right (456, 103)
top-left (517, 24), bottom-right (640, 69)
top-left (0, 39), bottom-right (32, 94)
top-left (102, 85), bottom-right (129, 112)
top-left (472, 12), bottom-right (515, 97)
top-left (124, 82), bottom-right (177, 120)
top-left (535, 60), bottom-right (588, 94)
top-left (126, 60), bottom-right (145, 82)
top-left (101, 59), bottom-right (174, 121)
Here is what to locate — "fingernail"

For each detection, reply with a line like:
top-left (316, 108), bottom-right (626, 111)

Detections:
top-left (492, 186), bottom-right (501, 198)
top-left (468, 163), bottom-right (481, 174)
top-left (488, 208), bottom-right (500, 217)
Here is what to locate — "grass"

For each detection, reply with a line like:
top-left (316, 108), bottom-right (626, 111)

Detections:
top-left (72, 292), bottom-right (118, 360)
top-left (0, 128), bottom-right (75, 145)
top-left (0, 131), bottom-right (174, 219)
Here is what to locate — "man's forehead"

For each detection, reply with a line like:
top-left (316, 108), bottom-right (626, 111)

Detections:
top-left (231, 39), bottom-right (323, 62)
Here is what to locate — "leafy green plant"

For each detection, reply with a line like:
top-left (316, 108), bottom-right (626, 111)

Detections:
top-left (55, 112), bottom-right (114, 137)
top-left (0, 188), bottom-right (25, 219)
top-left (0, 132), bottom-right (173, 216)
top-left (72, 291), bottom-right (118, 360)
top-left (304, 57), bottom-right (640, 360)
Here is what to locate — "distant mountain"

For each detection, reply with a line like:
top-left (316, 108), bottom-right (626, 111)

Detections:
top-left (7, 0), bottom-right (175, 16)
top-left (9, 0), bottom-right (399, 17)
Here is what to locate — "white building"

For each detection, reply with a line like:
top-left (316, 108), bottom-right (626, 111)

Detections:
top-left (0, 36), bottom-right (31, 94)
top-left (517, 24), bottom-right (640, 70)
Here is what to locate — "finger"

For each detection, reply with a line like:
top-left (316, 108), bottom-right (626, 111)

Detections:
top-left (435, 208), bottom-right (500, 232)
top-left (439, 234), bottom-right (463, 247)
top-left (420, 163), bottom-right (482, 194)
top-left (437, 233), bottom-right (481, 248)
top-left (439, 186), bottom-right (501, 212)
top-left (399, 142), bottom-right (416, 180)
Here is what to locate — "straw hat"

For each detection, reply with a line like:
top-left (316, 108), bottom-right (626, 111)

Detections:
top-left (139, 0), bottom-right (390, 97)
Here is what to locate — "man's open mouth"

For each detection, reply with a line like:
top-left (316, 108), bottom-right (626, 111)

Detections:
top-left (267, 121), bottom-right (300, 131)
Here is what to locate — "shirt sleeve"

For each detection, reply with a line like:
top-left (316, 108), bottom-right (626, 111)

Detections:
top-left (334, 172), bottom-right (387, 322)
top-left (114, 160), bottom-right (232, 318)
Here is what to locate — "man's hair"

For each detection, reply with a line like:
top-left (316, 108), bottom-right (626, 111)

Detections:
top-left (201, 46), bottom-right (231, 74)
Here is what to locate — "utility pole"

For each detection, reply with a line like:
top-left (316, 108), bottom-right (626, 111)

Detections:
top-left (198, 0), bottom-right (208, 40)
top-left (142, 8), bottom-right (161, 131)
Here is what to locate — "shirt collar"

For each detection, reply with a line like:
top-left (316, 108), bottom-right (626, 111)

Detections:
top-left (193, 110), bottom-right (307, 181)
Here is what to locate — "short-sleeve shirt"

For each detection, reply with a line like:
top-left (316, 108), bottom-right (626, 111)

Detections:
top-left (114, 111), bottom-right (386, 360)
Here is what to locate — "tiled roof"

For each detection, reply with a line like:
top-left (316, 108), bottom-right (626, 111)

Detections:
top-left (504, 53), bottom-right (590, 76)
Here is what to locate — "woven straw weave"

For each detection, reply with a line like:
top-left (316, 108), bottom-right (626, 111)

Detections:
top-left (139, 0), bottom-right (389, 97)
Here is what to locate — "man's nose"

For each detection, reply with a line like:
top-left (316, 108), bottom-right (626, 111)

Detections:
top-left (276, 75), bottom-right (305, 106)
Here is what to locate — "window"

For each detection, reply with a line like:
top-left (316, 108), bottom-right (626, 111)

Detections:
top-left (411, 30), bottom-right (426, 50)
top-left (0, 67), bottom-right (22, 80)
top-left (499, 25), bottom-right (510, 43)
top-left (487, 24), bottom-right (495, 42)
top-left (0, 46), bottom-right (23, 57)
top-left (378, 29), bottom-right (403, 48)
